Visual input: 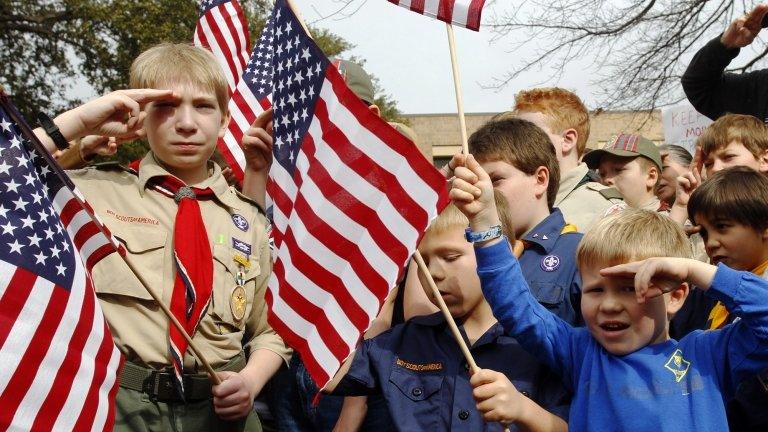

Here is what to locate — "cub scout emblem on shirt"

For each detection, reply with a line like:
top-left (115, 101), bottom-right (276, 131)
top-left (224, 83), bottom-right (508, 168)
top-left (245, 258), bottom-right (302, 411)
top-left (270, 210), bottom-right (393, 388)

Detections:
top-left (541, 255), bottom-right (560, 272)
top-left (664, 349), bottom-right (691, 382)
top-left (231, 213), bottom-right (249, 231)
top-left (396, 358), bottom-right (443, 372)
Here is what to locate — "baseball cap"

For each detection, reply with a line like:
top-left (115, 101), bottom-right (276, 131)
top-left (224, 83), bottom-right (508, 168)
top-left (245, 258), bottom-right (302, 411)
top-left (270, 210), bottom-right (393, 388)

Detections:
top-left (583, 133), bottom-right (662, 171)
top-left (332, 59), bottom-right (375, 105)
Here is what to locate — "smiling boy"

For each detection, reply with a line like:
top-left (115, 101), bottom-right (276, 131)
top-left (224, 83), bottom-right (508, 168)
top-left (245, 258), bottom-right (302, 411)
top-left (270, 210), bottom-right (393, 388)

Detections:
top-left (33, 43), bottom-right (289, 431)
top-left (450, 153), bottom-right (768, 431)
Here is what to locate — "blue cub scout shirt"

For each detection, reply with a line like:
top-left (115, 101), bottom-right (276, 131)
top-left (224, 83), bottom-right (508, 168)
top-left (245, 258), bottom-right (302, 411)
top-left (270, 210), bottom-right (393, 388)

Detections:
top-left (333, 313), bottom-right (570, 432)
top-left (518, 209), bottom-right (583, 326)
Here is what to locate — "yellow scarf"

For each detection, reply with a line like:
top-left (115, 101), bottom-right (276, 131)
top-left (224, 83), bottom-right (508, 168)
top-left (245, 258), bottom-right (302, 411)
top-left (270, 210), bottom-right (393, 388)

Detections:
top-left (707, 259), bottom-right (768, 329)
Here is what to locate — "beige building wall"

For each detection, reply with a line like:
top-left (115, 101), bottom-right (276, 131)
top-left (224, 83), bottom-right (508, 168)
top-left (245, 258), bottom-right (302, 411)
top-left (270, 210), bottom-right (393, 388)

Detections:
top-left (403, 110), bottom-right (664, 163)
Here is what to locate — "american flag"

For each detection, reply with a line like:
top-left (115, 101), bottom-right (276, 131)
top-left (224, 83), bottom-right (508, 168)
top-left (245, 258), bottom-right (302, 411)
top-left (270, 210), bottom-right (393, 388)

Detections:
top-left (195, 0), bottom-right (266, 183)
top-left (260, 0), bottom-right (449, 388)
top-left (0, 94), bottom-right (122, 431)
top-left (388, 0), bottom-right (487, 31)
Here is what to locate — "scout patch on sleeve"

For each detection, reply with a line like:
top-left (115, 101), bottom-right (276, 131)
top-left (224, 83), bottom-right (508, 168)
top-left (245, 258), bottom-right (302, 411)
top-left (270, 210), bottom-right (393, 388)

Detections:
top-left (396, 358), bottom-right (443, 372)
top-left (232, 238), bottom-right (252, 256)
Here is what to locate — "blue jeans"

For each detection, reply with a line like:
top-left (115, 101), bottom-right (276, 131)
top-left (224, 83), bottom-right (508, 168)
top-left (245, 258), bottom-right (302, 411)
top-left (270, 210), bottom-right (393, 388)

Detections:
top-left (269, 354), bottom-right (394, 432)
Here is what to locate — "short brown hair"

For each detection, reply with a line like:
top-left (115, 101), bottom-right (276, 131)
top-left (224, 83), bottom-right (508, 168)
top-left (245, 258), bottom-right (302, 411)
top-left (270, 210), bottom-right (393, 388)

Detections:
top-left (513, 87), bottom-right (591, 157)
top-left (469, 118), bottom-right (560, 210)
top-left (698, 114), bottom-right (768, 160)
top-left (577, 209), bottom-right (692, 269)
top-left (688, 166), bottom-right (768, 232)
top-left (130, 43), bottom-right (229, 113)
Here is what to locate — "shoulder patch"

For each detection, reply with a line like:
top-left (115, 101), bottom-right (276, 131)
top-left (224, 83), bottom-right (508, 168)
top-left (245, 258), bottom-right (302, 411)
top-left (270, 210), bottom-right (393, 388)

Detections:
top-left (598, 187), bottom-right (624, 201)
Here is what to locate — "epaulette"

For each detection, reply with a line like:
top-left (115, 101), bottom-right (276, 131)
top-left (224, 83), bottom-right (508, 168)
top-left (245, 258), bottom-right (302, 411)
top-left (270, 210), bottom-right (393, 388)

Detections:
top-left (234, 189), bottom-right (267, 216)
top-left (93, 161), bottom-right (136, 175)
top-left (598, 187), bottom-right (624, 201)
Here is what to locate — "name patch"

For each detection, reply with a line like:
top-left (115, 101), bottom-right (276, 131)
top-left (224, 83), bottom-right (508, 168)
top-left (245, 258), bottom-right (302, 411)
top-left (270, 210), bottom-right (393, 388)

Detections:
top-left (105, 209), bottom-right (159, 226)
top-left (396, 358), bottom-right (443, 372)
top-left (232, 238), bottom-right (252, 256)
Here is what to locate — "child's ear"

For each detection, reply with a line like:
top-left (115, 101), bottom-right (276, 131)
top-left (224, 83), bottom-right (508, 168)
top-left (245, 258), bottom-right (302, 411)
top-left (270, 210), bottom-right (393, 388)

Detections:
top-left (218, 110), bottom-right (231, 138)
top-left (758, 149), bottom-right (768, 173)
top-left (534, 166), bottom-right (549, 199)
top-left (561, 128), bottom-right (578, 155)
top-left (666, 282), bottom-right (690, 317)
top-left (647, 164), bottom-right (660, 189)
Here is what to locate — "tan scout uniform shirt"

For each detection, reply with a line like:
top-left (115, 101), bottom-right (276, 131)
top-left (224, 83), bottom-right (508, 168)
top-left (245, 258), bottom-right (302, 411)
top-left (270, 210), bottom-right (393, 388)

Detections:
top-left (555, 163), bottom-right (625, 233)
top-left (68, 153), bottom-right (290, 371)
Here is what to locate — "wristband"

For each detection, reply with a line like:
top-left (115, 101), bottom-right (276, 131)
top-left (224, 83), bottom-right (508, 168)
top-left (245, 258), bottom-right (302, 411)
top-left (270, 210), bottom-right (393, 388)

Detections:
top-left (37, 112), bottom-right (69, 151)
top-left (465, 225), bottom-right (503, 243)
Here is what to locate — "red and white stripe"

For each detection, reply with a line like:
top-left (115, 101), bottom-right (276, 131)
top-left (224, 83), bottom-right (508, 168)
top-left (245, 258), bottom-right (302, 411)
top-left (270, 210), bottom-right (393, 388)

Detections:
top-left (387, 0), bottom-right (487, 31)
top-left (194, 0), bottom-right (259, 183)
top-left (194, 0), bottom-right (251, 93)
top-left (265, 65), bottom-right (448, 386)
top-left (0, 241), bottom-right (121, 431)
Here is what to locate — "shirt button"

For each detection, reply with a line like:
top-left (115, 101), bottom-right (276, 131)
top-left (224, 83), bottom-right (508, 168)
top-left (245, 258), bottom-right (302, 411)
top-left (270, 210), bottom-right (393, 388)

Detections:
top-left (458, 410), bottom-right (470, 420)
top-left (411, 387), bottom-right (423, 397)
top-left (463, 362), bottom-right (469, 372)
top-left (521, 390), bottom-right (530, 397)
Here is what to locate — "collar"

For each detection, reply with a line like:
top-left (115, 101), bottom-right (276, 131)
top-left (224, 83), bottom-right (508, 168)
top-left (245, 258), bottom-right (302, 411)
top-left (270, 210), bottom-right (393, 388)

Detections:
top-left (752, 259), bottom-right (768, 278)
top-left (136, 153), bottom-right (242, 210)
top-left (410, 312), bottom-right (505, 349)
top-left (638, 197), bottom-right (663, 212)
top-left (555, 163), bottom-right (590, 206)
top-left (521, 209), bottom-right (567, 254)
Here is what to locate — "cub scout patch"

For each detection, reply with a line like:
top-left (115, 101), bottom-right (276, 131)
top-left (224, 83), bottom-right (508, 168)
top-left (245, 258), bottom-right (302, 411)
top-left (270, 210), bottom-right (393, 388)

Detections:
top-left (396, 358), bottom-right (443, 372)
top-left (231, 213), bottom-right (249, 231)
top-left (232, 238), bottom-right (252, 256)
top-left (664, 349), bottom-right (691, 383)
top-left (540, 255), bottom-right (560, 272)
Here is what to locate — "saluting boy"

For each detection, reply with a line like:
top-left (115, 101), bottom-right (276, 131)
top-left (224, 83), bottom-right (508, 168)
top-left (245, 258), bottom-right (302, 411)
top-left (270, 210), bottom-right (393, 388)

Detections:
top-left (33, 43), bottom-right (290, 431)
top-left (450, 152), bottom-right (768, 431)
top-left (324, 204), bottom-right (569, 431)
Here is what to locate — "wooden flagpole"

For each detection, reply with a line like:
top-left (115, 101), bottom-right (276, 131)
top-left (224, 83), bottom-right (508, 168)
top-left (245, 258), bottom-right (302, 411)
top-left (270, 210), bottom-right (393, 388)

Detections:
top-left (445, 23), bottom-right (469, 155)
top-left (0, 91), bottom-right (221, 385)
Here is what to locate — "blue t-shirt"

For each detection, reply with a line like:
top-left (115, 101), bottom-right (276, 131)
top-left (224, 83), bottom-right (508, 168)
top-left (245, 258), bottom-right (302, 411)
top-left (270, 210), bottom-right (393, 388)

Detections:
top-left (476, 240), bottom-right (768, 432)
top-left (333, 312), bottom-right (570, 431)
top-left (518, 208), bottom-right (583, 326)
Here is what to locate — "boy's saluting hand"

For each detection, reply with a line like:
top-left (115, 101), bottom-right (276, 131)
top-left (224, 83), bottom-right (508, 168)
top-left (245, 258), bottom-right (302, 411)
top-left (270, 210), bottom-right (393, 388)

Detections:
top-left (601, 257), bottom-right (717, 302)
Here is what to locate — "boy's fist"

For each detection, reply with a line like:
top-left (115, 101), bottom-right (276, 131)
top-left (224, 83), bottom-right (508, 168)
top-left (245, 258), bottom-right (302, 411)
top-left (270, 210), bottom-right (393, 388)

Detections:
top-left (448, 153), bottom-right (499, 230)
top-left (471, 369), bottom-right (524, 424)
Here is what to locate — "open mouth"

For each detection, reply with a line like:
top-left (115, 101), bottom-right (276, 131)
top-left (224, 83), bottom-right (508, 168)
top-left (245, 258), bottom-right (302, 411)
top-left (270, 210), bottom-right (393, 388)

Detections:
top-left (599, 321), bottom-right (630, 332)
top-left (710, 256), bottom-right (727, 265)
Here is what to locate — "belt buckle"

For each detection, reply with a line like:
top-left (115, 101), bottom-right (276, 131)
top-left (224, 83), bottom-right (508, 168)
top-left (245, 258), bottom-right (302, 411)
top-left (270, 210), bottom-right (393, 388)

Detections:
top-left (142, 370), bottom-right (161, 402)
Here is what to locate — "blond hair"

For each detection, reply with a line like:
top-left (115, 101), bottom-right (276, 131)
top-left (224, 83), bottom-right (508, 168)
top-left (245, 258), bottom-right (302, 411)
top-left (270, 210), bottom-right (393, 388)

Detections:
top-left (698, 113), bottom-right (768, 160)
top-left (129, 43), bottom-right (229, 113)
top-left (577, 209), bottom-right (691, 268)
top-left (426, 193), bottom-right (517, 243)
top-left (512, 87), bottom-right (591, 157)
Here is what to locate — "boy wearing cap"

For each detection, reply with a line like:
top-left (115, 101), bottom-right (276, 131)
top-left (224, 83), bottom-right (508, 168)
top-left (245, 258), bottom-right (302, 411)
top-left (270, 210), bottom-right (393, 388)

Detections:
top-left (509, 87), bottom-right (625, 232)
top-left (584, 133), bottom-right (665, 211)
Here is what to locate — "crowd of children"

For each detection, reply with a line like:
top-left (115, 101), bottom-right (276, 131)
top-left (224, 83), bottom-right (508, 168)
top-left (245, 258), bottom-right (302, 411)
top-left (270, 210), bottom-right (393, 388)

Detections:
top-left (23, 4), bottom-right (768, 432)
